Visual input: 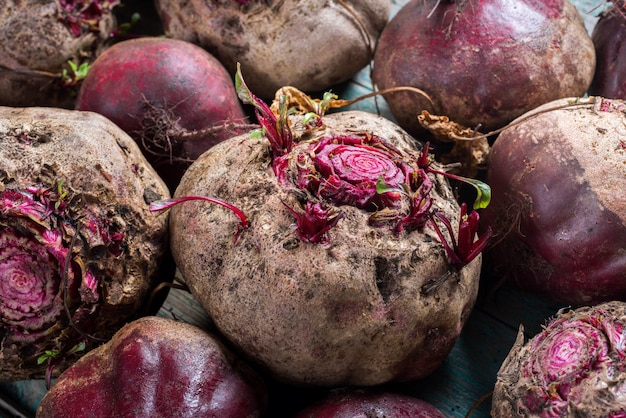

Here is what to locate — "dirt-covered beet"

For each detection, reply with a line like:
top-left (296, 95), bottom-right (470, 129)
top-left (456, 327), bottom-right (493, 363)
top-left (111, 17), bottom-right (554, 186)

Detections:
top-left (0, 0), bottom-right (119, 108)
top-left (75, 37), bottom-right (251, 192)
top-left (36, 316), bottom-right (268, 418)
top-left (481, 97), bottom-right (626, 305)
top-left (167, 106), bottom-right (486, 386)
top-left (0, 107), bottom-right (171, 381)
top-left (372, 0), bottom-right (596, 137)
top-left (589, 3), bottom-right (626, 99)
top-left (153, 0), bottom-right (391, 98)
top-left (492, 301), bottom-right (626, 416)
top-left (294, 388), bottom-right (446, 418)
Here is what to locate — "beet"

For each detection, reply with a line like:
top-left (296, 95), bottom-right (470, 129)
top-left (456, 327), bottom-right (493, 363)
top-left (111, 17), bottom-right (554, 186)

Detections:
top-left (75, 37), bottom-right (251, 191)
top-left (492, 301), bottom-right (626, 416)
top-left (36, 316), bottom-right (268, 418)
top-left (295, 388), bottom-right (446, 418)
top-left (0, 0), bottom-right (119, 108)
top-left (159, 74), bottom-right (490, 386)
top-left (372, 0), bottom-right (596, 137)
top-left (589, 3), bottom-right (626, 99)
top-left (0, 107), bottom-right (170, 381)
top-left (153, 0), bottom-right (391, 98)
top-left (481, 97), bottom-right (626, 305)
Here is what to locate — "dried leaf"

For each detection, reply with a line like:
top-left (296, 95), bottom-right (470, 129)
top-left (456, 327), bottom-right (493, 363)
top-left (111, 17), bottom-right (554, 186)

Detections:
top-left (417, 110), bottom-right (490, 177)
top-left (270, 86), bottom-right (352, 115)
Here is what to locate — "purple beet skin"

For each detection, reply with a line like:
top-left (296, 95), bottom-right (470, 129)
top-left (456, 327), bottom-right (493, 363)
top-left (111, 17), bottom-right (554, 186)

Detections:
top-left (589, 3), bottom-right (626, 99)
top-left (36, 316), bottom-right (268, 418)
top-left (295, 388), bottom-right (447, 418)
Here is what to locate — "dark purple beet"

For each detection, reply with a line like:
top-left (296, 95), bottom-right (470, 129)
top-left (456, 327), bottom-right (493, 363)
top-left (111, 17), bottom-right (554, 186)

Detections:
top-left (75, 37), bottom-right (252, 192)
top-left (481, 97), bottom-right (626, 305)
top-left (294, 388), bottom-right (446, 418)
top-left (36, 316), bottom-right (268, 418)
top-left (372, 0), bottom-right (595, 138)
top-left (589, 3), bottom-right (626, 99)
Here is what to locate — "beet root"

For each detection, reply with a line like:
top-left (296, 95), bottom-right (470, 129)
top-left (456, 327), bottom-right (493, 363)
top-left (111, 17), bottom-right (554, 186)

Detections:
top-left (492, 301), bottom-right (626, 417)
top-left (0, 0), bottom-right (119, 108)
top-left (481, 97), bottom-right (626, 305)
top-left (589, 4), bottom-right (626, 99)
top-left (35, 316), bottom-right (268, 418)
top-left (154, 0), bottom-right (391, 98)
top-left (0, 107), bottom-right (171, 381)
top-left (168, 109), bottom-right (483, 386)
top-left (75, 37), bottom-right (251, 191)
top-left (294, 388), bottom-right (446, 418)
top-left (372, 0), bottom-right (596, 137)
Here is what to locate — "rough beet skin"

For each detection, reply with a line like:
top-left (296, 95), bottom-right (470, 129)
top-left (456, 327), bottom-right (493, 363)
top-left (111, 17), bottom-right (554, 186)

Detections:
top-left (154, 0), bottom-right (391, 98)
top-left (481, 97), bottom-right (626, 306)
top-left (372, 0), bottom-right (596, 137)
top-left (0, 107), bottom-right (170, 381)
top-left (36, 316), bottom-right (268, 418)
top-left (0, 0), bottom-right (119, 108)
top-left (166, 102), bottom-right (486, 386)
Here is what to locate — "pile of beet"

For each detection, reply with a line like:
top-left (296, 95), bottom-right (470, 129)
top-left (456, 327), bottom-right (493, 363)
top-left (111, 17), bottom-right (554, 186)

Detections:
top-left (4, 0), bottom-right (626, 416)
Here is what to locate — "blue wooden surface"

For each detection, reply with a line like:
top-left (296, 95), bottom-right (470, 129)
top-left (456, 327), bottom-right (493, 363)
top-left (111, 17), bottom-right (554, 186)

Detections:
top-left (0, 0), bottom-right (607, 417)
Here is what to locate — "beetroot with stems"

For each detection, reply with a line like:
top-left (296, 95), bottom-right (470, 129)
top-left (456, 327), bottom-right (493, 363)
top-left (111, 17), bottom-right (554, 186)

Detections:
top-left (75, 37), bottom-right (252, 191)
top-left (0, 106), bottom-right (171, 382)
top-left (36, 316), bottom-right (268, 418)
top-left (372, 0), bottom-right (595, 137)
top-left (589, 2), bottom-right (626, 99)
top-left (492, 301), bottom-right (626, 417)
top-left (153, 0), bottom-right (391, 98)
top-left (295, 388), bottom-right (446, 418)
top-left (155, 71), bottom-right (492, 386)
top-left (481, 96), bottom-right (626, 305)
top-left (0, 0), bottom-right (119, 108)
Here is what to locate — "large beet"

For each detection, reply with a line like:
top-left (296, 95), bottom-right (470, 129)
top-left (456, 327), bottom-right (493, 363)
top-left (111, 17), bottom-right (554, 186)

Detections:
top-left (0, 0), bottom-right (118, 108)
top-left (589, 3), bottom-right (626, 99)
top-left (481, 97), bottom-right (626, 305)
top-left (36, 316), bottom-right (268, 418)
top-left (167, 105), bottom-right (486, 386)
top-left (372, 0), bottom-right (595, 137)
top-left (492, 301), bottom-right (626, 416)
top-left (0, 107), bottom-right (170, 381)
top-left (154, 0), bottom-right (391, 98)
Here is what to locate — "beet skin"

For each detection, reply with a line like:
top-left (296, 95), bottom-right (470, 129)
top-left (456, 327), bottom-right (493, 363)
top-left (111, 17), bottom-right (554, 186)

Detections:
top-left (75, 37), bottom-right (250, 191)
top-left (482, 97), bottom-right (626, 305)
top-left (169, 110), bottom-right (483, 387)
top-left (36, 316), bottom-right (268, 418)
top-left (373, 0), bottom-right (595, 137)
top-left (0, 107), bottom-right (171, 381)
top-left (295, 388), bottom-right (446, 418)
top-left (589, 4), bottom-right (626, 99)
